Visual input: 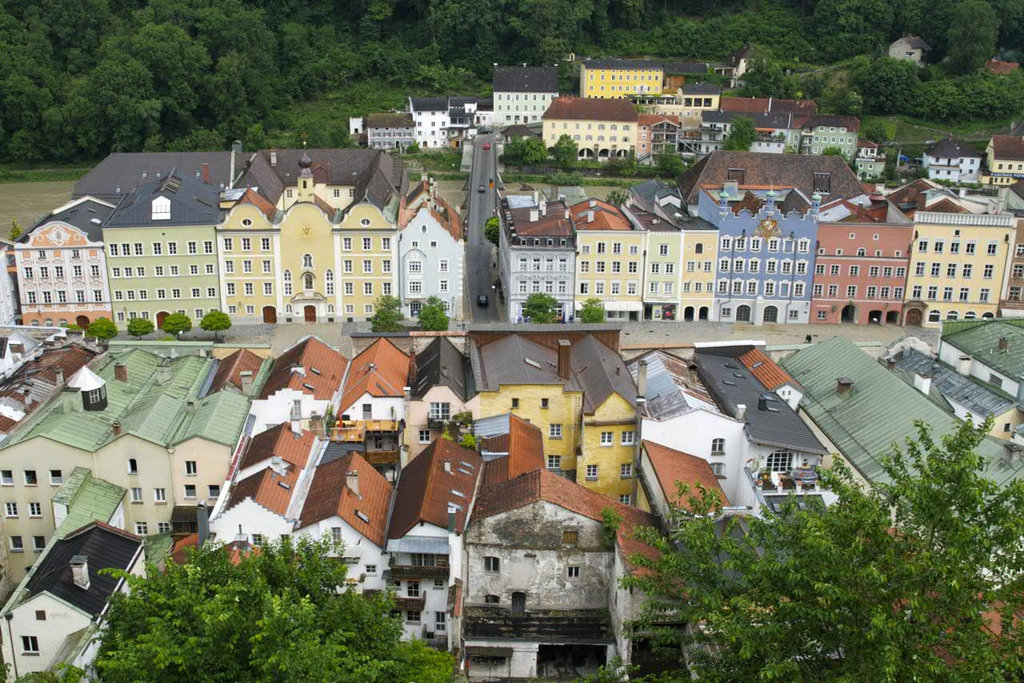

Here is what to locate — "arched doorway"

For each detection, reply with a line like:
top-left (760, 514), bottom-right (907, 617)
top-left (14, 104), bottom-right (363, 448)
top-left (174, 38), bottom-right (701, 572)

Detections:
top-left (75, 315), bottom-right (90, 329)
top-left (736, 305), bottom-right (751, 322)
top-left (841, 304), bottom-right (857, 323)
top-left (906, 308), bottom-right (923, 326)
top-left (868, 310), bottom-right (883, 324)
top-left (303, 305), bottom-right (316, 322)
top-left (156, 311), bottom-right (170, 329)
top-left (886, 310), bottom-right (899, 324)
top-left (762, 306), bottom-right (778, 323)
top-left (699, 306), bottom-right (709, 320)
top-left (982, 312), bottom-right (995, 319)
top-left (684, 306), bottom-right (695, 321)
top-left (262, 306), bottom-right (277, 324)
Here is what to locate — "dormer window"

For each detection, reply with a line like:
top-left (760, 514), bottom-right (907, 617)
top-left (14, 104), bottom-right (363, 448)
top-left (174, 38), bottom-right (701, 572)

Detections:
top-left (151, 196), bottom-right (171, 221)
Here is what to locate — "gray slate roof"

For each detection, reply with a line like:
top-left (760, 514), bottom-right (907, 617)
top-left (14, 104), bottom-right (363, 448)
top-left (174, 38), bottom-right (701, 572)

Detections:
top-left (925, 138), bottom-right (981, 159)
top-left (682, 82), bottom-right (721, 95)
top-left (627, 350), bottom-right (719, 420)
top-left (412, 337), bottom-right (474, 401)
top-left (890, 348), bottom-right (1016, 417)
top-left (73, 151), bottom-right (243, 202)
top-left (941, 321), bottom-right (1024, 383)
top-left (23, 523), bottom-right (141, 617)
top-left (694, 346), bottom-right (826, 454)
top-left (410, 97), bottom-right (448, 111)
top-left (104, 171), bottom-right (220, 228)
top-left (493, 66), bottom-right (559, 93)
top-left (28, 198), bottom-right (116, 243)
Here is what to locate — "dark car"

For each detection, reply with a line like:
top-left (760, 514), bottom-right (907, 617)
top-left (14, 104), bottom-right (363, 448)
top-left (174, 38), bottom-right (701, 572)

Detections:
top-left (479, 128), bottom-right (492, 134)
top-left (478, 184), bottom-right (485, 193)
top-left (477, 295), bottom-right (489, 306)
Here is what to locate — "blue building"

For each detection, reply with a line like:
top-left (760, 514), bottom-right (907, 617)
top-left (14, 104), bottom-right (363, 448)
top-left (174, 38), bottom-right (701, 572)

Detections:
top-left (697, 187), bottom-right (820, 324)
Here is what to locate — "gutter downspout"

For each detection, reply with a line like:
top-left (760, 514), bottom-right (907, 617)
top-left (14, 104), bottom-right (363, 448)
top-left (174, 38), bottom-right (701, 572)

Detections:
top-left (5, 612), bottom-right (17, 679)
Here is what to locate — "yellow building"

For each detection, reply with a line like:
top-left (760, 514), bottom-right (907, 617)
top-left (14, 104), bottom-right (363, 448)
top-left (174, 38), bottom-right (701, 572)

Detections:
top-left (983, 136), bottom-right (1024, 186)
top-left (570, 199), bottom-right (645, 321)
top-left (580, 59), bottom-right (664, 98)
top-left (680, 226), bottom-right (718, 321)
top-left (217, 148), bottom-right (405, 323)
top-left (542, 97), bottom-right (639, 162)
top-left (904, 211), bottom-right (1016, 326)
top-left (218, 189), bottom-right (281, 323)
top-left (335, 202), bottom-right (398, 321)
top-left (471, 332), bottom-right (638, 503)
top-left (632, 83), bottom-right (721, 129)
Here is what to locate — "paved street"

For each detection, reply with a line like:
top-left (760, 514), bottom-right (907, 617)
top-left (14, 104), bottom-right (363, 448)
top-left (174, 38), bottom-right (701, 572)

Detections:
top-left (464, 134), bottom-right (502, 322)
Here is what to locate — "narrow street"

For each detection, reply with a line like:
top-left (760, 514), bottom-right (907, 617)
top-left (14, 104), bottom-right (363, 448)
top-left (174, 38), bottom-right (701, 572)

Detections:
top-left (465, 134), bottom-right (503, 322)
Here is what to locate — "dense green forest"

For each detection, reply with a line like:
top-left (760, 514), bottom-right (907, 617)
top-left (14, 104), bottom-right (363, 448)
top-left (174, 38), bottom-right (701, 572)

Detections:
top-left (3, 0), bottom-right (1024, 163)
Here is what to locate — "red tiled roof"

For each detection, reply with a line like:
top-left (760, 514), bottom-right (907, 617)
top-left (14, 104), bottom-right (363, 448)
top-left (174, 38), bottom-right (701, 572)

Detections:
top-left (643, 440), bottom-right (729, 509)
top-left (737, 348), bottom-right (798, 391)
top-left (991, 135), bottom-right (1024, 162)
top-left (238, 424), bottom-right (317, 471)
top-left (209, 348), bottom-right (264, 394)
top-left (719, 97), bottom-right (817, 115)
top-left (508, 201), bottom-right (575, 237)
top-left (228, 464), bottom-right (301, 516)
top-left (731, 190), bottom-right (764, 215)
top-left (638, 113), bottom-right (679, 127)
top-left (339, 337), bottom-right (409, 414)
top-left (926, 198), bottom-right (970, 214)
top-left (171, 533), bottom-right (251, 565)
top-left (858, 140), bottom-right (879, 149)
top-left (542, 96), bottom-right (639, 122)
top-left (388, 439), bottom-right (483, 539)
top-left (238, 187), bottom-right (276, 218)
top-left (482, 415), bottom-right (545, 485)
top-left (259, 337), bottom-right (347, 401)
top-left (986, 59), bottom-right (1019, 75)
top-left (570, 199), bottom-right (632, 231)
top-left (0, 345), bottom-right (98, 434)
top-left (299, 452), bottom-right (393, 546)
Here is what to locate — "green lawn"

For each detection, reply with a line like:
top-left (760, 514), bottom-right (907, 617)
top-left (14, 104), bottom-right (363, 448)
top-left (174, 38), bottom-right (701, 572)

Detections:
top-left (862, 115), bottom-right (1011, 145)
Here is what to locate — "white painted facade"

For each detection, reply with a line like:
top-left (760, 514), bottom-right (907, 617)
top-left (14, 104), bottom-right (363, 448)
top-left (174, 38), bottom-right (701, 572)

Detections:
top-left (924, 150), bottom-right (981, 183)
top-left (493, 91), bottom-right (557, 126)
top-left (249, 385), bottom-right (334, 436)
top-left (296, 514), bottom-right (389, 592)
top-left (387, 521), bottom-right (459, 646)
top-left (938, 339), bottom-right (1024, 401)
top-left (408, 99), bottom-right (449, 149)
top-left (398, 207), bottom-right (465, 319)
top-left (338, 392), bottom-right (405, 423)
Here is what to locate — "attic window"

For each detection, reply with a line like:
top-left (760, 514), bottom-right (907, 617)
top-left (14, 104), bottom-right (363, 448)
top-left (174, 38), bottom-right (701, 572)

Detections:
top-left (302, 383), bottom-right (315, 391)
top-left (723, 380), bottom-right (736, 386)
top-left (752, 361), bottom-right (764, 369)
top-left (723, 362), bottom-right (738, 369)
top-left (524, 358), bottom-right (541, 369)
top-left (726, 168), bottom-right (745, 183)
top-left (310, 367), bottom-right (321, 375)
top-left (151, 196), bottom-right (171, 221)
top-left (277, 481), bottom-right (291, 490)
top-left (812, 172), bottom-right (831, 194)
top-left (459, 461), bottom-right (475, 470)
top-left (451, 489), bottom-right (465, 498)
top-left (355, 511), bottom-right (370, 523)
top-left (732, 373), bottom-right (744, 379)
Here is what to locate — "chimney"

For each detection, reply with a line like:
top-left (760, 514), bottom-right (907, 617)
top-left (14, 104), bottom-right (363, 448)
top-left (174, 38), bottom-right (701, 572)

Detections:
top-left (114, 362), bottom-right (127, 383)
top-left (529, 208), bottom-right (539, 222)
top-left (447, 509), bottom-right (457, 533)
top-left (757, 395), bottom-right (769, 411)
top-left (557, 339), bottom-right (571, 380)
top-left (112, 420), bottom-right (121, 435)
top-left (636, 359), bottom-right (648, 399)
top-left (539, 198), bottom-right (547, 215)
top-left (564, 207), bottom-right (570, 219)
top-left (21, 387), bottom-right (31, 407)
top-left (347, 470), bottom-right (360, 496)
top-left (735, 403), bottom-right (747, 420)
top-left (913, 373), bottom-right (932, 395)
top-left (62, 388), bottom-right (82, 413)
top-left (998, 336), bottom-right (1009, 351)
top-left (229, 140), bottom-right (242, 190)
top-left (309, 412), bottom-right (324, 437)
top-left (70, 555), bottom-right (90, 590)
top-left (957, 355), bottom-right (972, 376)
top-left (56, 369), bottom-right (64, 385)
top-left (239, 370), bottom-right (253, 395)
top-left (443, 460), bottom-right (452, 473)
top-left (588, 211), bottom-right (595, 223)
top-left (836, 377), bottom-right (854, 395)
top-left (589, 199), bottom-right (597, 208)
top-left (270, 150), bottom-right (278, 166)
top-left (197, 502), bottom-right (209, 547)
top-left (201, 163), bottom-right (211, 184)
top-left (408, 350), bottom-right (418, 388)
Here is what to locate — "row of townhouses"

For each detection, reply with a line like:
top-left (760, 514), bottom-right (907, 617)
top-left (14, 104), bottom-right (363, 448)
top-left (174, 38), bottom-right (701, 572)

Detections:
top-left (16, 148), bottom-right (464, 329)
top-left (2, 314), bottom-right (1023, 678)
top-left (497, 151), bottom-right (1024, 327)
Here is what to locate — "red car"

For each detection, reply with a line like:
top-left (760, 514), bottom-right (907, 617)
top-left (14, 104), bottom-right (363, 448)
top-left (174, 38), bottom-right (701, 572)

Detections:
top-left (482, 142), bottom-right (491, 150)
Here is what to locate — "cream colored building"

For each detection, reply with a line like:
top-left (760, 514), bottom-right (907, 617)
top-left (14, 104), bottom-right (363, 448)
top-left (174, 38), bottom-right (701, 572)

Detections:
top-left (542, 97), bottom-right (639, 162)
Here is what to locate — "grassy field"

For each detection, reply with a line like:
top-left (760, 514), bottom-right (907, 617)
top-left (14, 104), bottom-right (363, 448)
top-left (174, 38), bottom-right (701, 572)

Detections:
top-left (0, 181), bottom-right (76, 239)
top-left (862, 115), bottom-right (1011, 145)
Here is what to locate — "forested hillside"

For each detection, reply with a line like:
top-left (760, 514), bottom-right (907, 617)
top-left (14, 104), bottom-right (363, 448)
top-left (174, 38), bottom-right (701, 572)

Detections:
top-left (3, 0), bottom-right (1024, 163)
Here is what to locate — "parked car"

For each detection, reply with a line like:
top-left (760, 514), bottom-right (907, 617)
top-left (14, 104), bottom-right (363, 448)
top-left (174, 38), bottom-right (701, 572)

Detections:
top-left (477, 295), bottom-right (489, 306)
top-left (482, 142), bottom-right (491, 150)
top-left (479, 128), bottom-right (492, 134)
top-left (478, 184), bottom-right (485, 192)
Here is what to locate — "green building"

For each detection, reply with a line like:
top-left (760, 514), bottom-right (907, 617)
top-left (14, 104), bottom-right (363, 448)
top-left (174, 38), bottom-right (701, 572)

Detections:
top-left (102, 171), bottom-right (221, 329)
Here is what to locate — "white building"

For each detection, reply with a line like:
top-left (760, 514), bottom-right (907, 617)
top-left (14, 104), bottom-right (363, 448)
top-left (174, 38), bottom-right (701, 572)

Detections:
top-left (248, 336), bottom-right (348, 435)
top-left (923, 138), bottom-right (982, 183)
top-left (409, 97), bottom-right (452, 149)
top-left (398, 205), bottom-right (465, 319)
top-left (0, 521), bottom-right (144, 681)
top-left (492, 66), bottom-right (560, 126)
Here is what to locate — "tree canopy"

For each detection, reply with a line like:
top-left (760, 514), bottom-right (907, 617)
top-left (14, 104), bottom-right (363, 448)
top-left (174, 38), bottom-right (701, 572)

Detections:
top-left (126, 317), bottom-right (154, 339)
top-left (96, 536), bottom-right (453, 682)
top-left (161, 312), bottom-right (192, 336)
top-left (370, 295), bottom-right (403, 332)
top-left (484, 216), bottom-right (501, 246)
top-left (625, 419), bottom-right (1024, 680)
top-left (522, 292), bottom-right (559, 323)
top-left (551, 134), bottom-right (579, 169)
top-left (86, 317), bottom-right (117, 341)
top-left (723, 117), bottom-right (756, 151)
top-left (200, 310), bottom-right (232, 341)
top-left (417, 296), bottom-right (449, 331)
top-left (579, 298), bottom-right (606, 323)
top-left (501, 136), bottom-right (548, 166)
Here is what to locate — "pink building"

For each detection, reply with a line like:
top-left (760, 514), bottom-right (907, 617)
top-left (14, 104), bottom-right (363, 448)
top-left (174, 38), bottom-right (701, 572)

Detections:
top-left (811, 199), bottom-right (913, 325)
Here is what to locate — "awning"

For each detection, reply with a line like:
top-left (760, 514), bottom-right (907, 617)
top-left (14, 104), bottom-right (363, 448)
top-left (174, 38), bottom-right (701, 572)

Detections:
top-left (386, 537), bottom-right (450, 554)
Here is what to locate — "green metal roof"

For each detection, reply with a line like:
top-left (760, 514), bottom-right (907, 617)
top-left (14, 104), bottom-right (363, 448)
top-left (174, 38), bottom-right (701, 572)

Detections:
top-left (7, 348), bottom-right (247, 452)
top-left (173, 390), bottom-right (250, 446)
top-left (780, 336), bottom-right (1021, 487)
top-left (52, 467), bottom-right (125, 539)
top-left (941, 320), bottom-right (1024, 382)
top-left (143, 533), bottom-right (174, 568)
